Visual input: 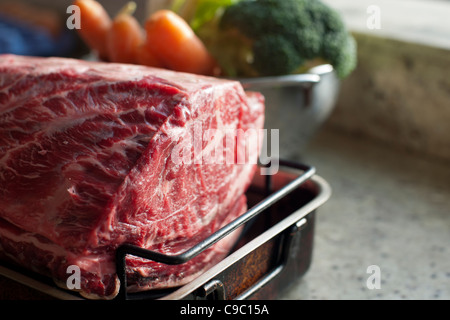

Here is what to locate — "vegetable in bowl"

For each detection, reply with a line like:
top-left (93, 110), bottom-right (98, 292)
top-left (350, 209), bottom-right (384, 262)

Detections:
top-left (174, 0), bottom-right (357, 78)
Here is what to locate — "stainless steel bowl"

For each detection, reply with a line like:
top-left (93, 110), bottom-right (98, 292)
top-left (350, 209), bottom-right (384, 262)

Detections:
top-left (239, 64), bottom-right (340, 160)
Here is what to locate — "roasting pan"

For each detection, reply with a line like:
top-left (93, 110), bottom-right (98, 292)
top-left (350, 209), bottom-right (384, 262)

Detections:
top-left (0, 160), bottom-right (331, 300)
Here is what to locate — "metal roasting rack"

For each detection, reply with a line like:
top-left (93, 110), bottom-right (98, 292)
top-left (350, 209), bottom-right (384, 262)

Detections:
top-left (115, 160), bottom-right (322, 300)
top-left (0, 159), bottom-right (331, 300)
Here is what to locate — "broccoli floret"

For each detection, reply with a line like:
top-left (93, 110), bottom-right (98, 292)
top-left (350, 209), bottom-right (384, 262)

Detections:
top-left (252, 35), bottom-right (305, 76)
top-left (194, 0), bottom-right (357, 78)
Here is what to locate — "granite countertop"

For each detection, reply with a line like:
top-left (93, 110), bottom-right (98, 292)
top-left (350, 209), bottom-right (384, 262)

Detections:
top-left (279, 128), bottom-right (450, 300)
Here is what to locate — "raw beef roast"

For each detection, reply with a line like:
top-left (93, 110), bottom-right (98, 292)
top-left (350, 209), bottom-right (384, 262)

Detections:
top-left (0, 54), bottom-right (265, 299)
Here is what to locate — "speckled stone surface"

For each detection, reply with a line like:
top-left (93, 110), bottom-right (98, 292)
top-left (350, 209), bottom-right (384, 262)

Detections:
top-left (278, 128), bottom-right (450, 300)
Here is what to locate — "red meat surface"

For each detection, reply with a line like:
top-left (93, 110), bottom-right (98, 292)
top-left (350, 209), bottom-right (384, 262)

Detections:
top-left (0, 54), bottom-right (265, 299)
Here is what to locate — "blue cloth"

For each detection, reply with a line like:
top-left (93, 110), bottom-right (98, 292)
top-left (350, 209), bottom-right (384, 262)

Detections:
top-left (0, 13), bottom-right (75, 57)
